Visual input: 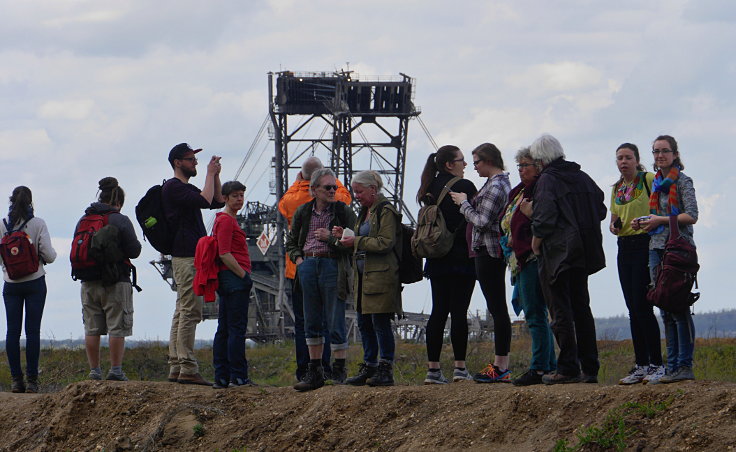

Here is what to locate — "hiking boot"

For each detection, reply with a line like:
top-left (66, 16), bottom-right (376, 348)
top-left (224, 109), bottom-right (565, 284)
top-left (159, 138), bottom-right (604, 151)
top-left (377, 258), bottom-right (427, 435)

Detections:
top-left (293, 363), bottom-right (325, 391)
top-left (177, 373), bottom-right (213, 386)
top-left (367, 361), bottom-right (394, 387)
top-left (619, 366), bottom-right (647, 385)
top-left (88, 369), bottom-right (103, 381)
top-left (229, 377), bottom-right (257, 388)
top-left (580, 374), bottom-right (598, 384)
top-left (452, 368), bottom-right (473, 382)
top-left (473, 364), bottom-right (511, 383)
top-left (424, 369), bottom-right (449, 385)
top-left (212, 378), bottom-right (230, 389)
top-left (168, 371), bottom-right (180, 383)
top-left (542, 372), bottom-right (581, 385)
top-left (11, 375), bottom-right (25, 393)
top-left (642, 365), bottom-right (666, 384)
top-left (106, 371), bottom-right (129, 381)
top-left (331, 361), bottom-right (347, 384)
top-left (659, 366), bottom-right (695, 384)
top-left (512, 369), bottom-right (544, 387)
top-left (26, 375), bottom-right (39, 393)
top-left (346, 363), bottom-right (377, 386)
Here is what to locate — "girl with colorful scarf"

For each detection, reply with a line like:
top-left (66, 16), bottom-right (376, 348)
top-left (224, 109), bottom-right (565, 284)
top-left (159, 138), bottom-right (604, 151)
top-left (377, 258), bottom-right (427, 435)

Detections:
top-left (632, 135), bottom-right (698, 384)
top-left (609, 143), bottom-right (663, 385)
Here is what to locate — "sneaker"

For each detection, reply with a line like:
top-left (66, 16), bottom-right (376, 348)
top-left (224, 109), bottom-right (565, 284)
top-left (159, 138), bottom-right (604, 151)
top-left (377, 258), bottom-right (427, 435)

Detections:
top-left (473, 364), bottom-right (511, 383)
top-left (452, 368), bottom-right (473, 382)
top-left (106, 371), bottom-right (129, 381)
top-left (659, 366), bottom-right (695, 384)
top-left (346, 363), bottom-right (377, 386)
top-left (642, 365), bottom-right (666, 384)
top-left (212, 378), bottom-right (230, 389)
top-left (512, 369), bottom-right (544, 386)
top-left (293, 363), bottom-right (325, 392)
top-left (619, 366), bottom-right (647, 385)
top-left (88, 369), bottom-right (103, 381)
top-left (229, 377), bottom-right (257, 388)
top-left (542, 372), bottom-right (581, 385)
top-left (424, 369), bottom-right (449, 385)
top-left (580, 374), bottom-right (598, 384)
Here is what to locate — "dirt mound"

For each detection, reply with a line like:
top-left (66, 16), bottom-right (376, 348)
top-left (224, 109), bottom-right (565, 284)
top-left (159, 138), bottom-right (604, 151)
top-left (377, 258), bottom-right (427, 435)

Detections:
top-left (2, 380), bottom-right (735, 451)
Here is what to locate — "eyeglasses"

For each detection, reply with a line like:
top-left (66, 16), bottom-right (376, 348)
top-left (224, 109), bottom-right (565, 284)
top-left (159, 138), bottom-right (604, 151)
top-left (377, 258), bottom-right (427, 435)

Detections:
top-left (517, 163), bottom-right (534, 169)
top-left (180, 157), bottom-right (198, 163)
top-left (472, 160), bottom-right (483, 167)
top-left (321, 184), bottom-right (338, 191)
top-left (652, 149), bottom-right (673, 155)
top-left (451, 158), bottom-right (465, 164)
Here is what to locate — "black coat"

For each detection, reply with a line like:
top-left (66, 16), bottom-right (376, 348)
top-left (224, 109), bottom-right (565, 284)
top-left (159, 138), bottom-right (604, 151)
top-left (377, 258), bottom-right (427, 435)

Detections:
top-left (531, 158), bottom-right (606, 284)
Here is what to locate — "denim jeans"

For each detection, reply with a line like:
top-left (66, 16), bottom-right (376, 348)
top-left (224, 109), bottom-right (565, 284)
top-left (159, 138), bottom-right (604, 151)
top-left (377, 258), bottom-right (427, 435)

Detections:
top-left (286, 277), bottom-right (331, 378)
top-left (649, 250), bottom-right (694, 371)
top-left (517, 262), bottom-right (556, 372)
top-left (213, 270), bottom-right (252, 382)
top-left (3, 276), bottom-right (47, 377)
top-left (618, 235), bottom-right (662, 366)
top-left (357, 311), bottom-right (395, 364)
top-left (297, 257), bottom-right (347, 350)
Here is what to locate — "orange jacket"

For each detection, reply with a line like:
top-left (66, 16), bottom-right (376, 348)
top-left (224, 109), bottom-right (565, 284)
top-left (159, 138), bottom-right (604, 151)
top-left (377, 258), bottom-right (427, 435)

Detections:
top-left (278, 178), bottom-right (351, 279)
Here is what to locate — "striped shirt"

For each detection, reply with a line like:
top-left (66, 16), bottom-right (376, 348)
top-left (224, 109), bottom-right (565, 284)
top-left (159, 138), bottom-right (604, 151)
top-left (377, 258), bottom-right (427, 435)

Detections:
top-left (459, 172), bottom-right (511, 258)
top-left (303, 204), bottom-right (332, 254)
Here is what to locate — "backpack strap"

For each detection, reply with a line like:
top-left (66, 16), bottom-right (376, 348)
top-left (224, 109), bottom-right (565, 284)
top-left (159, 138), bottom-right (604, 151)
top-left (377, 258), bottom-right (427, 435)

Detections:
top-left (436, 176), bottom-right (462, 206)
top-left (374, 200), bottom-right (401, 262)
top-left (4, 217), bottom-right (32, 234)
top-left (644, 176), bottom-right (651, 198)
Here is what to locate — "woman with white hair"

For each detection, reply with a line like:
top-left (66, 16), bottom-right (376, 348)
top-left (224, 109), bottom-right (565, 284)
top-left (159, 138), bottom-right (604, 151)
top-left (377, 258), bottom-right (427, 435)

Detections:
top-left (333, 170), bottom-right (401, 387)
top-left (529, 134), bottom-right (606, 385)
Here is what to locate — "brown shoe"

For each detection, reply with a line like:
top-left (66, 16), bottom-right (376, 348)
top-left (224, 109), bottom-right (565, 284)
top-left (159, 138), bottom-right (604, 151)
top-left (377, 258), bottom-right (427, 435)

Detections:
top-left (168, 372), bottom-right (180, 382)
top-left (177, 373), bottom-right (212, 386)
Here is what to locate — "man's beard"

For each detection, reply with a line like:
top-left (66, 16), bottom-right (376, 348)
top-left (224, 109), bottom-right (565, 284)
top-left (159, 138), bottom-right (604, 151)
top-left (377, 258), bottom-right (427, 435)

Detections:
top-left (182, 166), bottom-right (197, 178)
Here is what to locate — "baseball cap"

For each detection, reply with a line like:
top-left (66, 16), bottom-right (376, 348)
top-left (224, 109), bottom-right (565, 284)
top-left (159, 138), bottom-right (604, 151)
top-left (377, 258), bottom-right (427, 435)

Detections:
top-left (168, 143), bottom-right (202, 165)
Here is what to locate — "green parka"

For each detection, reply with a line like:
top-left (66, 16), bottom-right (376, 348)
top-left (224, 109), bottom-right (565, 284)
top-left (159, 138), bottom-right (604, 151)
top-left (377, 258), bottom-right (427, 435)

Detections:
top-left (351, 194), bottom-right (402, 315)
top-left (285, 200), bottom-right (356, 301)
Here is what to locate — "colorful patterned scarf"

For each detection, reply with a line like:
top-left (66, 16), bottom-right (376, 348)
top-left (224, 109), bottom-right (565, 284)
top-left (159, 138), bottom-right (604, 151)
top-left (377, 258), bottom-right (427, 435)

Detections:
top-left (649, 165), bottom-right (680, 216)
top-left (614, 171), bottom-right (644, 205)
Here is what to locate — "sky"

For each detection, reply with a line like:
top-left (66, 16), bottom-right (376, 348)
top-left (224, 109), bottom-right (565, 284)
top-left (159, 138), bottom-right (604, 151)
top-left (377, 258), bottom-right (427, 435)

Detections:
top-left (1, 0), bottom-right (733, 341)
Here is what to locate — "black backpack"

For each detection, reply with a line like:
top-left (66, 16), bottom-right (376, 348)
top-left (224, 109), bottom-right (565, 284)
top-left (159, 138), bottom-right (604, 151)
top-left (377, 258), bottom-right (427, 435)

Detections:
top-left (135, 181), bottom-right (174, 255)
top-left (376, 201), bottom-right (423, 284)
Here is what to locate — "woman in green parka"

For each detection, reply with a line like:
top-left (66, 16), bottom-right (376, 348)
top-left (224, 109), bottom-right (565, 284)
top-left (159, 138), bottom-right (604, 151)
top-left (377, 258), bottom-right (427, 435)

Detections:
top-left (332, 170), bottom-right (401, 387)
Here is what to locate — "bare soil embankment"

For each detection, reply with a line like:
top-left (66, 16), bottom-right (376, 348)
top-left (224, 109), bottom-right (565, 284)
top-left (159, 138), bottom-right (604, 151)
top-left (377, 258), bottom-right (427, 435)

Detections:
top-left (1, 379), bottom-right (735, 451)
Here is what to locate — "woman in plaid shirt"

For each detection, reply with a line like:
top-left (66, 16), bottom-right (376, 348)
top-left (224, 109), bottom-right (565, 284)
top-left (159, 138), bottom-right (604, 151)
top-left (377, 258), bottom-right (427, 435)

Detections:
top-left (450, 143), bottom-right (512, 383)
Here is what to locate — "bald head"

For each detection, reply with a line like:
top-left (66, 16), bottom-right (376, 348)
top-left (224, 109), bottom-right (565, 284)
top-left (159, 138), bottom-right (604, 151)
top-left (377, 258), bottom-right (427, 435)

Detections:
top-left (301, 157), bottom-right (324, 180)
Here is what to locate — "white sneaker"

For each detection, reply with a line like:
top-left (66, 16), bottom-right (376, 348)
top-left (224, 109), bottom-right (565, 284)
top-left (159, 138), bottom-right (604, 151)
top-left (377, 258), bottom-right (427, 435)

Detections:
top-left (643, 365), bottom-right (666, 384)
top-left (618, 365), bottom-right (647, 385)
top-left (452, 368), bottom-right (473, 382)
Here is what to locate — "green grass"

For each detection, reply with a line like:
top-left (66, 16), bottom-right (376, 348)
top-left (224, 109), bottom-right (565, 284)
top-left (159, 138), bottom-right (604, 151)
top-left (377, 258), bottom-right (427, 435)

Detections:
top-left (2, 337), bottom-right (736, 392)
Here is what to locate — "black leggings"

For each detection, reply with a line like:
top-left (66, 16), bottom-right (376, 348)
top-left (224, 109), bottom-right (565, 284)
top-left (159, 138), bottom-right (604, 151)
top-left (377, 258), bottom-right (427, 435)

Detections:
top-left (475, 255), bottom-right (511, 356)
top-left (426, 274), bottom-right (475, 362)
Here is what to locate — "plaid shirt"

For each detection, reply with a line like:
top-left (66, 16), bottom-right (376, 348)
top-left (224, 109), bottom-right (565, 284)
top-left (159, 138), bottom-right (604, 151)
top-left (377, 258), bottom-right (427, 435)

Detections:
top-left (303, 203), bottom-right (333, 254)
top-left (459, 172), bottom-right (511, 258)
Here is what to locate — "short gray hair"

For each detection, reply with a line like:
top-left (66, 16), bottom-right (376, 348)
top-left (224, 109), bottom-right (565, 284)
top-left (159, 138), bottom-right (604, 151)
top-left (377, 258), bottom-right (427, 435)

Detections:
top-left (301, 156), bottom-right (324, 179)
top-left (515, 146), bottom-right (533, 163)
top-left (530, 134), bottom-right (565, 166)
top-left (351, 170), bottom-right (383, 192)
top-left (309, 168), bottom-right (336, 195)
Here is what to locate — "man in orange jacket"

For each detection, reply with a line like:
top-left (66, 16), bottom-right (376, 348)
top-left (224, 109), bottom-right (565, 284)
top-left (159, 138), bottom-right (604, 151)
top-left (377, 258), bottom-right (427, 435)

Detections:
top-left (278, 156), bottom-right (351, 381)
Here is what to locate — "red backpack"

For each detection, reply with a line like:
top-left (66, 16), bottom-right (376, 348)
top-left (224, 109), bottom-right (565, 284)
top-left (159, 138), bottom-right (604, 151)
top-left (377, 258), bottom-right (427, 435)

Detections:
top-left (647, 215), bottom-right (700, 313)
top-left (70, 213), bottom-right (109, 279)
top-left (0, 218), bottom-right (40, 280)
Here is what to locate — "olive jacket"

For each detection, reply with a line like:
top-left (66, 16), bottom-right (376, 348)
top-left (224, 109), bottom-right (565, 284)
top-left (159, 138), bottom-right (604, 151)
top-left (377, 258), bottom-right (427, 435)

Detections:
top-left (285, 200), bottom-right (356, 300)
top-left (351, 194), bottom-right (402, 315)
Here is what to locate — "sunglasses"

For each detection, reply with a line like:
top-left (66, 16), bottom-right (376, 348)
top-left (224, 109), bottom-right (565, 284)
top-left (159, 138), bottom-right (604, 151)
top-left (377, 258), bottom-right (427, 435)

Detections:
top-left (321, 184), bottom-right (338, 191)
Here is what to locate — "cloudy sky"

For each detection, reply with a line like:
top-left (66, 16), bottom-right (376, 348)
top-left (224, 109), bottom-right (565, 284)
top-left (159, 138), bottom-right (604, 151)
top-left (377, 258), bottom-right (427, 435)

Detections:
top-left (1, 0), bottom-right (732, 341)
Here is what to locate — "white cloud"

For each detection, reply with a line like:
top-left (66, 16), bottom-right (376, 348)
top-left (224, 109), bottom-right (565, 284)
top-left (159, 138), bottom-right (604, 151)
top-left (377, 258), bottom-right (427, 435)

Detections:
top-left (38, 99), bottom-right (96, 120)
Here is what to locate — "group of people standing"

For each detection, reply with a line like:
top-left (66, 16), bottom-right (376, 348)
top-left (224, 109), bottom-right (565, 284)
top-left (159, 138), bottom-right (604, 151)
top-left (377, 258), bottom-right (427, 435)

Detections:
top-left (1, 134), bottom-right (698, 393)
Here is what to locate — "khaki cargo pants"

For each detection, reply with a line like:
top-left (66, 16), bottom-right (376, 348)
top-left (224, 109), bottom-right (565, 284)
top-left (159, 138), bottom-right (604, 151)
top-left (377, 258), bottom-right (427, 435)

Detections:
top-left (168, 257), bottom-right (203, 376)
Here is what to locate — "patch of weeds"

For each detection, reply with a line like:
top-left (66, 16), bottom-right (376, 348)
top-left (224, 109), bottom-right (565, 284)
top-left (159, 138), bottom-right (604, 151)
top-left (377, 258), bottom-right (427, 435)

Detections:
top-left (556, 396), bottom-right (674, 451)
top-left (193, 423), bottom-right (206, 438)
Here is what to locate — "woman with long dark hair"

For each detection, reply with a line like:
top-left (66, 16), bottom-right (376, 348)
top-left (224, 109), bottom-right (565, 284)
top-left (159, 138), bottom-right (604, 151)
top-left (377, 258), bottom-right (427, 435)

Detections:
top-left (1, 186), bottom-right (57, 393)
top-left (609, 143), bottom-right (663, 384)
top-left (633, 135), bottom-right (698, 384)
top-left (450, 143), bottom-right (512, 383)
top-left (417, 145), bottom-right (477, 384)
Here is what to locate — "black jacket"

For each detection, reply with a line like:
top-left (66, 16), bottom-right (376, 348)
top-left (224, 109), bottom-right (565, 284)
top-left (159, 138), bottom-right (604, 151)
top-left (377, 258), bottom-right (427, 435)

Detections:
top-left (531, 158), bottom-right (606, 284)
